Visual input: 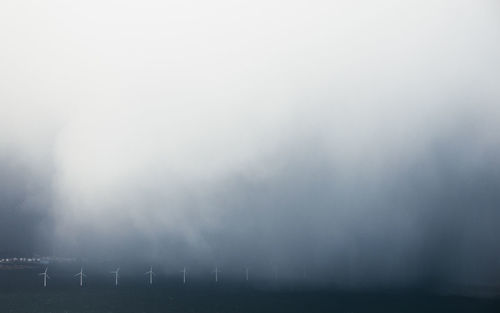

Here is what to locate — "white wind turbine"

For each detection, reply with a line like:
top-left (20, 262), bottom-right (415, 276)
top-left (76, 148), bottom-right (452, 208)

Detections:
top-left (213, 267), bottom-right (221, 283)
top-left (38, 267), bottom-right (50, 287)
top-left (145, 266), bottom-right (155, 285)
top-left (181, 267), bottom-right (187, 284)
top-left (74, 267), bottom-right (86, 287)
top-left (110, 267), bottom-right (120, 287)
top-left (271, 263), bottom-right (278, 282)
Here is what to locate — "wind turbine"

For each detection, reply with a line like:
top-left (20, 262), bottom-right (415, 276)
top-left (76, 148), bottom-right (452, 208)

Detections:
top-left (145, 266), bottom-right (155, 285)
top-left (38, 267), bottom-right (50, 287)
top-left (110, 267), bottom-right (120, 287)
top-left (74, 267), bottom-right (86, 287)
top-left (213, 267), bottom-right (221, 283)
top-left (271, 264), bottom-right (278, 282)
top-left (181, 267), bottom-right (187, 284)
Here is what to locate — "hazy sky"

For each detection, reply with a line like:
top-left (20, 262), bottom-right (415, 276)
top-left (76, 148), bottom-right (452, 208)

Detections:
top-left (1, 0), bottom-right (500, 287)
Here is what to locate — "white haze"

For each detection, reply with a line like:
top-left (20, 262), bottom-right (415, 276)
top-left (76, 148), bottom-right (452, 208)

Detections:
top-left (1, 0), bottom-right (500, 286)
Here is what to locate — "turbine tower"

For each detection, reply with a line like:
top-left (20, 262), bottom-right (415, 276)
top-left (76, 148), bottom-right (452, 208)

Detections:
top-left (213, 267), bottom-right (221, 283)
top-left (110, 267), bottom-right (120, 287)
top-left (74, 267), bottom-right (86, 287)
top-left (271, 263), bottom-right (278, 283)
top-left (145, 266), bottom-right (155, 285)
top-left (38, 267), bottom-right (50, 287)
top-left (181, 267), bottom-right (187, 284)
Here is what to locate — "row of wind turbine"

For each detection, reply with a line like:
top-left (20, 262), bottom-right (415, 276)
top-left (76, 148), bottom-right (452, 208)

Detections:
top-left (37, 266), bottom-right (252, 287)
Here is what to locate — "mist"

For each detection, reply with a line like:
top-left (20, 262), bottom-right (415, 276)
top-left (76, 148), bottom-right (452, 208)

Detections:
top-left (1, 0), bottom-right (500, 288)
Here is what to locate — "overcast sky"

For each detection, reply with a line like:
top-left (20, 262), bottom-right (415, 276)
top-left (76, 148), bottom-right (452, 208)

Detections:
top-left (1, 0), bottom-right (500, 287)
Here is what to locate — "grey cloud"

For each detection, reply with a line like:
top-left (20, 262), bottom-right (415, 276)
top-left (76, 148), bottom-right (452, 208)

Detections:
top-left (0, 0), bottom-right (499, 289)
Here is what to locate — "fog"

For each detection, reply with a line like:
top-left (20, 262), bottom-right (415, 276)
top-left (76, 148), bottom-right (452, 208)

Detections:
top-left (1, 0), bottom-right (500, 288)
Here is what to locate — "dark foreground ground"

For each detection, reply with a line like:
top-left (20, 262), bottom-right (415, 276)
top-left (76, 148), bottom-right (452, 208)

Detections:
top-left (0, 267), bottom-right (499, 313)
top-left (1, 285), bottom-right (499, 313)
